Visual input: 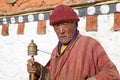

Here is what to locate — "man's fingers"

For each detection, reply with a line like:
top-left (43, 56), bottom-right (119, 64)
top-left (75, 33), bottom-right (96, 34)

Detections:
top-left (27, 66), bottom-right (37, 73)
top-left (27, 59), bottom-right (35, 67)
top-left (27, 59), bottom-right (41, 74)
top-left (27, 59), bottom-right (35, 63)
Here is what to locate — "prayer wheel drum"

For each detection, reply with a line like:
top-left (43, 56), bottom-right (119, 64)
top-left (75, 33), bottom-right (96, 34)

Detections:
top-left (28, 40), bottom-right (38, 56)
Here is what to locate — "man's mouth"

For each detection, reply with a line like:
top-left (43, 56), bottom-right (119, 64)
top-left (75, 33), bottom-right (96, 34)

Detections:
top-left (59, 35), bottom-right (68, 39)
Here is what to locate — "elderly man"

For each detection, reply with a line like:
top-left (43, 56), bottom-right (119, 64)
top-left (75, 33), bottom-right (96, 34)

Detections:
top-left (27, 4), bottom-right (120, 80)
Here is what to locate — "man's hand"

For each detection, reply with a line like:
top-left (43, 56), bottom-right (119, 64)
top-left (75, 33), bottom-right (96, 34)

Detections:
top-left (27, 59), bottom-right (41, 77)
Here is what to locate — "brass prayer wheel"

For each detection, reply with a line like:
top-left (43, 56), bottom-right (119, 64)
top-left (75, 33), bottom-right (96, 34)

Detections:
top-left (27, 40), bottom-right (38, 80)
top-left (28, 40), bottom-right (38, 56)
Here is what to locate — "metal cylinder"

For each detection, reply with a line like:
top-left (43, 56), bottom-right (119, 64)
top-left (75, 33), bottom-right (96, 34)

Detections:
top-left (28, 40), bottom-right (38, 56)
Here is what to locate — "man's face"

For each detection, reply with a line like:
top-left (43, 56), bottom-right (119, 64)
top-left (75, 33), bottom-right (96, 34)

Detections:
top-left (53, 22), bottom-right (77, 45)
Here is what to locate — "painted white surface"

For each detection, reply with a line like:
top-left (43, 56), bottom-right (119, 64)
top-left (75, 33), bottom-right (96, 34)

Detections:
top-left (0, 13), bottom-right (120, 80)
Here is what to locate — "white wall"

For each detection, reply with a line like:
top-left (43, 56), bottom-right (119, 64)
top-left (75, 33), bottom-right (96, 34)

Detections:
top-left (0, 13), bottom-right (120, 80)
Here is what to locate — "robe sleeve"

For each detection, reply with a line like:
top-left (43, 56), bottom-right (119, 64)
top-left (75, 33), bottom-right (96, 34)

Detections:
top-left (34, 62), bottom-right (50, 80)
top-left (37, 60), bottom-right (51, 80)
top-left (39, 66), bottom-right (50, 80)
top-left (92, 42), bottom-right (120, 80)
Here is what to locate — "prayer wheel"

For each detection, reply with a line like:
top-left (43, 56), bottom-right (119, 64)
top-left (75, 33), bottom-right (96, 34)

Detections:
top-left (28, 40), bottom-right (38, 80)
top-left (28, 40), bottom-right (38, 56)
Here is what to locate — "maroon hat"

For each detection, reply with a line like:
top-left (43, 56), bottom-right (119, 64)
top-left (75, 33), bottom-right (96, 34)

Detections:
top-left (49, 4), bottom-right (79, 25)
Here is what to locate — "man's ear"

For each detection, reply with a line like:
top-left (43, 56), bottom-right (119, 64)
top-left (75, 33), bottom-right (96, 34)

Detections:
top-left (76, 22), bottom-right (78, 28)
top-left (74, 22), bottom-right (78, 28)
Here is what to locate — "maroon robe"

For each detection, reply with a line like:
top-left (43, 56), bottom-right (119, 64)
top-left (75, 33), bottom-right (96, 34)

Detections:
top-left (45, 33), bottom-right (120, 80)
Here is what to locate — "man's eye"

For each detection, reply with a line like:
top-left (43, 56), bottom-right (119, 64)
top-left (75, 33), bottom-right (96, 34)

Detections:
top-left (62, 23), bottom-right (68, 25)
top-left (53, 22), bottom-right (68, 28)
top-left (53, 24), bottom-right (59, 27)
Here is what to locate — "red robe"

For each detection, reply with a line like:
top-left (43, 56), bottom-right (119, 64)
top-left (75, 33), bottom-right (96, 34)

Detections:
top-left (46, 33), bottom-right (120, 80)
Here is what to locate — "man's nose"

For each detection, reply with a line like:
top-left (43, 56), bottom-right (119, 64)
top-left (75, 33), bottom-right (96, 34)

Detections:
top-left (59, 26), bottom-right (65, 33)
